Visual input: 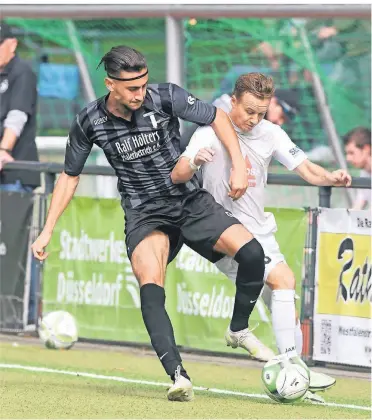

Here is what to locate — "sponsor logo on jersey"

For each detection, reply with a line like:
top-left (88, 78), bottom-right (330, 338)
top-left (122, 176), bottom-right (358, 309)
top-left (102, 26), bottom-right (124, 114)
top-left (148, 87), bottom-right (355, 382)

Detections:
top-left (289, 146), bottom-right (301, 157)
top-left (93, 116), bottom-right (108, 126)
top-left (115, 131), bottom-right (161, 161)
top-left (245, 156), bottom-right (257, 187)
top-left (187, 95), bottom-right (195, 105)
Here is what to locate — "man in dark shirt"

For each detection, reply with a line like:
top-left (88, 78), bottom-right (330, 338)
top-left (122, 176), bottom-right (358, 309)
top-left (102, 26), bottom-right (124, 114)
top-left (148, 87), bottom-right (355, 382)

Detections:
top-left (32, 46), bottom-right (266, 401)
top-left (0, 21), bottom-right (40, 191)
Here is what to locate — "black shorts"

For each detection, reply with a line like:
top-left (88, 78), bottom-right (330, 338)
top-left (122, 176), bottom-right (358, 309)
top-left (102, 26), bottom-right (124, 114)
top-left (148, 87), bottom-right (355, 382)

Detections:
top-left (123, 189), bottom-right (241, 264)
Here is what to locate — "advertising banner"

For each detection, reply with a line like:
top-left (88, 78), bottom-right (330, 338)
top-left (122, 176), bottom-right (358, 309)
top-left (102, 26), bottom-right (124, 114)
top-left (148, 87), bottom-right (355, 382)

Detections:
top-left (0, 191), bottom-right (33, 331)
top-left (313, 209), bottom-right (371, 367)
top-left (43, 198), bottom-right (307, 353)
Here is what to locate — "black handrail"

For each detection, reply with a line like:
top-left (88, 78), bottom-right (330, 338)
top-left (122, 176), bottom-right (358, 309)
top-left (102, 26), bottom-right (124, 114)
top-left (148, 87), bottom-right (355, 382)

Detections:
top-left (3, 160), bottom-right (371, 208)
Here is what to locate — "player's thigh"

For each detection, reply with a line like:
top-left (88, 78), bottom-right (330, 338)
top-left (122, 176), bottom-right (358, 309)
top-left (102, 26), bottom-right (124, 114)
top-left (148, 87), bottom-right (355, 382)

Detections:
top-left (214, 224), bottom-right (254, 257)
top-left (181, 189), bottom-right (243, 262)
top-left (125, 198), bottom-right (183, 264)
top-left (130, 230), bottom-right (170, 287)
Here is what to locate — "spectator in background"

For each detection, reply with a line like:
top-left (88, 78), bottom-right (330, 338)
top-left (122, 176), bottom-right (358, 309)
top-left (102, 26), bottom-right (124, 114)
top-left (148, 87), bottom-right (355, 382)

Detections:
top-left (0, 21), bottom-right (40, 191)
top-left (344, 127), bottom-right (371, 210)
top-left (0, 21), bottom-right (40, 327)
top-left (315, 19), bottom-right (371, 120)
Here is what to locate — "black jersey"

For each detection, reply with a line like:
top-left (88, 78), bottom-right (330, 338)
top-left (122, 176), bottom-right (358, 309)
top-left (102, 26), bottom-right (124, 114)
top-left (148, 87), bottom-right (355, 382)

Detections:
top-left (64, 83), bottom-right (216, 209)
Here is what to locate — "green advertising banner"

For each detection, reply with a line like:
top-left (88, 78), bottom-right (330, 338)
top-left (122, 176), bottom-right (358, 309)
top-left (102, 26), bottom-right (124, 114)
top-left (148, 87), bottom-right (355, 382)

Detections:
top-left (43, 198), bottom-right (307, 354)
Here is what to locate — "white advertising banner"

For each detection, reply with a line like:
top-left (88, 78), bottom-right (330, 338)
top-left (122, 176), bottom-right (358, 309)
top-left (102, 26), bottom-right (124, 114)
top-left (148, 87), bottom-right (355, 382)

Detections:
top-left (313, 209), bottom-right (371, 367)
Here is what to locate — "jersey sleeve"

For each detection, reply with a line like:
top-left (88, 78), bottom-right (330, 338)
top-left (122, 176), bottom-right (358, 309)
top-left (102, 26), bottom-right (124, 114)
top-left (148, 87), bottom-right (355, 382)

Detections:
top-left (273, 127), bottom-right (307, 171)
top-left (181, 127), bottom-right (216, 160)
top-left (169, 84), bottom-right (217, 125)
top-left (64, 115), bottom-right (93, 176)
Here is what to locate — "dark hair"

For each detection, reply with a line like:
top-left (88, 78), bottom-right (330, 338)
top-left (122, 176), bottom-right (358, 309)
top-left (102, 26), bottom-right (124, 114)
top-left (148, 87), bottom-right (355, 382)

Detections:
top-left (343, 127), bottom-right (371, 149)
top-left (97, 45), bottom-right (147, 77)
top-left (233, 73), bottom-right (275, 100)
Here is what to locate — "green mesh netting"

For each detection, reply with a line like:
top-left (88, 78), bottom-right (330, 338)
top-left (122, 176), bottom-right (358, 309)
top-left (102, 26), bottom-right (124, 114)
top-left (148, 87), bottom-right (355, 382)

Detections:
top-left (5, 18), bottom-right (166, 136)
top-left (5, 17), bottom-right (371, 151)
top-left (184, 18), bottom-right (371, 151)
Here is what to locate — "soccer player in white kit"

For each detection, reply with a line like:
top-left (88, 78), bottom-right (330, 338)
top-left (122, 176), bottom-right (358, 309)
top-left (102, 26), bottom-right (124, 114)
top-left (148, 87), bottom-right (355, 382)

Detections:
top-left (171, 73), bottom-right (352, 401)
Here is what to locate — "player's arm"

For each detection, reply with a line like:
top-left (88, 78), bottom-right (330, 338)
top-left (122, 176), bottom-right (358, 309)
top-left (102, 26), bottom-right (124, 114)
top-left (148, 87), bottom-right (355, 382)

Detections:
top-left (171, 128), bottom-right (214, 184)
top-left (170, 84), bottom-right (247, 199)
top-left (295, 159), bottom-right (352, 187)
top-left (273, 128), bottom-right (351, 187)
top-left (31, 117), bottom-right (93, 261)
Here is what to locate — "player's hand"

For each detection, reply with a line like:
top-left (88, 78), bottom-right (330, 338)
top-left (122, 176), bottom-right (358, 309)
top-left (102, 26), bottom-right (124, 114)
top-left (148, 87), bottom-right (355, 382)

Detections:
top-left (229, 160), bottom-right (248, 200)
top-left (330, 169), bottom-right (352, 187)
top-left (31, 230), bottom-right (52, 261)
top-left (194, 148), bottom-right (215, 167)
top-left (0, 150), bottom-right (14, 171)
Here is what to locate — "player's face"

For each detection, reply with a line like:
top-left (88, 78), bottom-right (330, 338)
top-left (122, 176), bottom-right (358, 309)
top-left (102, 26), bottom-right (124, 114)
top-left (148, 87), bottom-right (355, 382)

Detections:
top-left (230, 92), bottom-right (271, 132)
top-left (0, 38), bottom-right (17, 68)
top-left (345, 142), bottom-right (371, 169)
top-left (105, 69), bottom-right (149, 112)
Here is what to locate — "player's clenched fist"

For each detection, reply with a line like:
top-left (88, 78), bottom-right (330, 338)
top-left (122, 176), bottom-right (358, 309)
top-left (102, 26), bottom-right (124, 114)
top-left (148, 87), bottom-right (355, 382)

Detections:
top-left (31, 230), bottom-right (52, 261)
top-left (229, 161), bottom-right (248, 200)
top-left (330, 169), bottom-right (352, 187)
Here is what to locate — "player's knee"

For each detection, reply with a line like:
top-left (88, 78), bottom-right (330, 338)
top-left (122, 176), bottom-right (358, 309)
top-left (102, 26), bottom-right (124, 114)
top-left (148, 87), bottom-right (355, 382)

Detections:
top-left (234, 238), bottom-right (265, 288)
top-left (266, 263), bottom-right (296, 290)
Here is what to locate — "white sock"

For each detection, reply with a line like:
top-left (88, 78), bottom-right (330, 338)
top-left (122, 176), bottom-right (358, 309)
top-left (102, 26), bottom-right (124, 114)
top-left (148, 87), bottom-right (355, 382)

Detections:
top-left (271, 289), bottom-right (297, 358)
top-left (295, 319), bottom-right (303, 355)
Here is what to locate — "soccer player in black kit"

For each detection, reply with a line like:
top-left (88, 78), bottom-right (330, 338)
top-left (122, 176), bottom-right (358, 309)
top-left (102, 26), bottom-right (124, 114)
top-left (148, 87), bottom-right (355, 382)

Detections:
top-left (32, 46), bottom-right (266, 402)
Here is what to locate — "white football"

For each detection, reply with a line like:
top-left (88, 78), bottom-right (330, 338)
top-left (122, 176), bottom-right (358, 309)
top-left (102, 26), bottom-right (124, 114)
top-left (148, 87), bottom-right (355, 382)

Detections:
top-left (38, 310), bottom-right (78, 350)
top-left (262, 355), bottom-right (310, 403)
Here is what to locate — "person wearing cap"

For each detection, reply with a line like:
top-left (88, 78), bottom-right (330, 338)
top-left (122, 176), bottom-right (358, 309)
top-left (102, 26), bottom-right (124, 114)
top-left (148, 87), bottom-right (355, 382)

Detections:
top-left (0, 21), bottom-right (40, 327)
top-left (0, 21), bottom-right (40, 191)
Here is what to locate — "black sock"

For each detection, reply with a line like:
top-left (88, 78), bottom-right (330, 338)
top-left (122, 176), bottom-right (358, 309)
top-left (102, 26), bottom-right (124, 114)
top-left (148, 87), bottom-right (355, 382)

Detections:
top-left (230, 239), bottom-right (265, 332)
top-left (140, 283), bottom-right (189, 380)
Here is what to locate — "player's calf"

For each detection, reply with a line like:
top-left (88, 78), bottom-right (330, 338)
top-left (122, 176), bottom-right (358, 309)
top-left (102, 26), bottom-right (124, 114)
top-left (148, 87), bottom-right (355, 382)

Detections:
top-left (230, 238), bottom-right (265, 332)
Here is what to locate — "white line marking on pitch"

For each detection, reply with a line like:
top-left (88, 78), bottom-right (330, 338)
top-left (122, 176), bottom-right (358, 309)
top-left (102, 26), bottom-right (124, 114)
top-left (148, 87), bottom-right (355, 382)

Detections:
top-left (0, 363), bottom-right (370, 412)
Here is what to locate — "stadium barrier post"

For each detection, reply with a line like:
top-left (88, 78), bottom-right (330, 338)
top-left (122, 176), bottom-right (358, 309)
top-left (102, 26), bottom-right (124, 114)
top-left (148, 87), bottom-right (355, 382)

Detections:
top-left (318, 186), bottom-right (331, 208)
top-left (301, 208), bottom-right (320, 365)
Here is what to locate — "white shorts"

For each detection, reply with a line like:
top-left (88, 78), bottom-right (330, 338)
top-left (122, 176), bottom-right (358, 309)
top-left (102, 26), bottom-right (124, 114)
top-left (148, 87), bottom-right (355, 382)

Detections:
top-left (215, 233), bottom-right (286, 283)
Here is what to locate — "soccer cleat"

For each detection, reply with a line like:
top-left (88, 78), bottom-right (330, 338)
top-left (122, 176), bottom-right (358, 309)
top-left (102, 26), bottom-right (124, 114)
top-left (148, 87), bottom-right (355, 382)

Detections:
top-left (308, 369), bottom-right (336, 392)
top-left (167, 366), bottom-right (194, 402)
top-left (302, 390), bottom-right (326, 404)
top-left (225, 327), bottom-right (276, 362)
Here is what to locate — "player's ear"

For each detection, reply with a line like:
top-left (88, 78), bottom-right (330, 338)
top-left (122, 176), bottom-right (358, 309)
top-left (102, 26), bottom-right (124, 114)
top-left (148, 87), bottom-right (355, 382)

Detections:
top-left (231, 95), bottom-right (238, 109)
top-left (104, 77), bottom-right (114, 92)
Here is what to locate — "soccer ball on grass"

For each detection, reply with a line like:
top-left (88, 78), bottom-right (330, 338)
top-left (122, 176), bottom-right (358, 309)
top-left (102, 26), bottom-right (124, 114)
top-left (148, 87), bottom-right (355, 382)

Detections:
top-left (38, 310), bottom-right (78, 350)
top-left (262, 355), bottom-right (310, 403)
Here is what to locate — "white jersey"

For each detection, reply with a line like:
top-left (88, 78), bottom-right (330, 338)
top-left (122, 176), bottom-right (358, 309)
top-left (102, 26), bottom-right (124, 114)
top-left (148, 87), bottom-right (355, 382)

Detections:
top-left (182, 119), bottom-right (307, 235)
